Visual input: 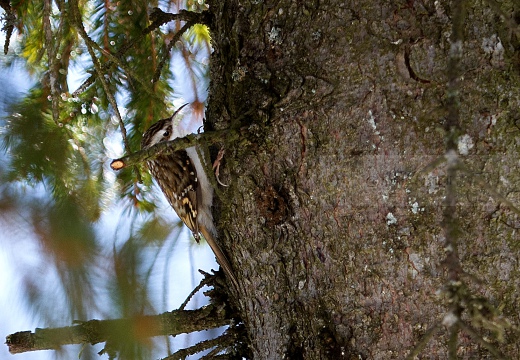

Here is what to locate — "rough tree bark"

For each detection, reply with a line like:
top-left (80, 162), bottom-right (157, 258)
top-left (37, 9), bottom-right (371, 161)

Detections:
top-left (205, 0), bottom-right (520, 359)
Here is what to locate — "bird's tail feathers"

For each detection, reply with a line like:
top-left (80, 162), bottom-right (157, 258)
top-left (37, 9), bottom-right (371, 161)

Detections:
top-left (199, 226), bottom-right (238, 289)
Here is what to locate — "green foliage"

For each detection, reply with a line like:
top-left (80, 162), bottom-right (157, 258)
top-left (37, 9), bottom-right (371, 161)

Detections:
top-left (16, 1), bottom-right (45, 70)
top-left (3, 89), bottom-right (70, 183)
top-left (2, 87), bottom-right (106, 220)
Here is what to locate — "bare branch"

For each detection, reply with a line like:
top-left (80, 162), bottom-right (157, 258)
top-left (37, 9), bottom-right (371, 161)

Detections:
top-left (6, 305), bottom-right (231, 355)
top-left (163, 329), bottom-right (237, 360)
top-left (179, 272), bottom-right (214, 311)
top-left (146, 8), bottom-right (206, 37)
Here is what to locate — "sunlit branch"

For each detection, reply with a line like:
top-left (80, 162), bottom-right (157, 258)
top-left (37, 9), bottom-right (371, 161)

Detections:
top-left (6, 305), bottom-right (231, 355)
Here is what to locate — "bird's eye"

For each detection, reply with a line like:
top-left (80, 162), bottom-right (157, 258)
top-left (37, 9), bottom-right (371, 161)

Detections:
top-left (163, 130), bottom-right (170, 138)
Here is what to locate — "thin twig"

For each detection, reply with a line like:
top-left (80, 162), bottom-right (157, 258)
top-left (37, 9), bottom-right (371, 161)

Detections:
top-left (413, 157), bottom-right (520, 218)
top-left (459, 162), bottom-right (520, 217)
top-left (179, 274), bottom-right (213, 311)
top-left (411, 155), bottom-right (446, 180)
top-left (42, 0), bottom-right (60, 124)
top-left (82, 34), bottom-right (162, 101)
top-left (447, 322), bottom-right (459, 360)
top-left (405, 322), bottom-right (442, 360)
top-left (163, 330), bottom-right (236, 360)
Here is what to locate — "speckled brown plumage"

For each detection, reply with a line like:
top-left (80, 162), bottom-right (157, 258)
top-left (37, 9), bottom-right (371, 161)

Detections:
top-left (148, 150), bottom-right (200, 235)
top-left (141, 113), bottom-right (238, 288)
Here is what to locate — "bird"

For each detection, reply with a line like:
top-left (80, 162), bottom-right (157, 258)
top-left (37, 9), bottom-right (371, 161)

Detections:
top-left (141, 104), bottom-right (238, 289)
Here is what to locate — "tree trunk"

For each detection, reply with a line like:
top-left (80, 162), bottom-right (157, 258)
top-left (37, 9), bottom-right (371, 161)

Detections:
top-left (206, 0), bottom-right (520, 359)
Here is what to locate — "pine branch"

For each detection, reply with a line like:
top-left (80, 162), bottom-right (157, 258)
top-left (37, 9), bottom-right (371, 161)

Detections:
top-left (69, 0), bottom-right (143, 187)
top-left (71, 8), bottom-right (207, 97)
top-left (6, 305), bottom-right (231, 355)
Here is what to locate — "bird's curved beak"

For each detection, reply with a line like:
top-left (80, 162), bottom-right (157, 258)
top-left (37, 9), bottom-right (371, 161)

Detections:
top-left (170, 103), bottom-right (190, 119)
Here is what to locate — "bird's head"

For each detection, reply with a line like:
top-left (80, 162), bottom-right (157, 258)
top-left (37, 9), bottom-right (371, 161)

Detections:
top-left (141, 103), bottom-right (189, 150)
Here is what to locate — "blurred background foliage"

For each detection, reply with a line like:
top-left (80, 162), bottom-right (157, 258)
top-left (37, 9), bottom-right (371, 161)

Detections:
top-left (0, 0), bottom-right (213, 358)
